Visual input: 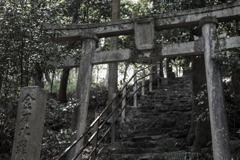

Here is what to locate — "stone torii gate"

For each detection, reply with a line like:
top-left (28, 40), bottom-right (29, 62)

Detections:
top-left (47, 1), bottom-right (240, 159)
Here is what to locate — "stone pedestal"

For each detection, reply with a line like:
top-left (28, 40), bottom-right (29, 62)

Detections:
top-left (200, 17), bottom-right (231, 160)
top-left (11, 86), bottom-right (47, 160)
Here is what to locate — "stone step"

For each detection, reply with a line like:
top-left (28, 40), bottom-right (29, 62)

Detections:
top-left (134, 111), bottom-right (182, 118)
top-left (104, 76), bottom-right (193, 160)
top-left (120, 117), bottom-right (177, 130)
top-left (139, 93), bottom-right (191, 101)
top-left (140, 95), bottom-right (191, 102)
top-left (118, 128), bottom-right (173, 140)
top-left (111, 137), bottom-right (180, 149)
top-left (107, 150), bottom-right (189, 160)
top-left (108, 147), bottom-right (166, 155)
top-left (107, 153), bottom-right (164, 160)
top-left (138, 105), bottom-right (191, 112)
top-left (140, 101), bottom-right (191, 107)
top-left (132, 135), bottom-right (166, 142)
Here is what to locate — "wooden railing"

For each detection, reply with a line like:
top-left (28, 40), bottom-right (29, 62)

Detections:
top-left (55, 66), bottom-right (157, 160)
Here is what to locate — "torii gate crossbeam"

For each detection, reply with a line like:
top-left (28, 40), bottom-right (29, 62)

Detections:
top-left (45, 0), bottom-right (240, 42)
top-left (53, 35), bottom-right (240, 68)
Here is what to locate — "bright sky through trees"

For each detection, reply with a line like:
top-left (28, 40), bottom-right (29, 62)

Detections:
top-left (132, 0), bottom-right (139, 3)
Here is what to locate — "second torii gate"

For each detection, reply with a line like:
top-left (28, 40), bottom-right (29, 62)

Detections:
top-left (47, 1), bottom-right (240, 159)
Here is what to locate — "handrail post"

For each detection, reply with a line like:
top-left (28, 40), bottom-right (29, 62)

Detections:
top-left (111, 93), bottom-right (117, 143)
top-left (134, 70), bottom-right (137, 107)
top-left (141, 69), bottom-right (145, 95)
top-left (157, 61), bottom-right (160, 87)
top-left (149, 67), bottom-right (153, 92)
top-left (92, 112), bottom-right (99, 160)
top-left (121, 82), bottom-right (126, 122)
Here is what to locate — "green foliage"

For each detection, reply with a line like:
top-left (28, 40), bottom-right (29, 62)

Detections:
top-left (67, 0), bottom-right (112, 23)
top-left (148, 0), bottom-right (237, 15)
top-left (44, 69), bottom-right (60, 93)
top-left (41, 98), bottom-right (76, 159)
top-left (218, 21), bottom-right (240, 36)
top-left (0, 101), bottom-right (17, 159)
top-left (63, 0), bottom-right (136, 23)
top-left (91, 82), bottom-right (106, 89)
top-left (210, 49), bottom-right (240, 139)
top-left (118, 35), bottom-right (135, 48)
top-left (92, 64), bottom-right (107, 86)
top-left (67, 68), bottom-right (78, 92)
top-left (194, 84), bottom-right (210, 123)
top-left (0, 0), bottom-right (71, 99)
top-left (0, 0), bottom-right (76, 157)
top-left (230, 140), bottom-right (240, 158)
top-left (214, 49), bottom-right (240, 74)
top-left (223, 80), bottom-right (240, 138)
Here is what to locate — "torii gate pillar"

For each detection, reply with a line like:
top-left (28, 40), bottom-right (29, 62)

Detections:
top-left (68, 32), bottom-right (98, 160)
top-left (200, 17), bottom-right (231, 160)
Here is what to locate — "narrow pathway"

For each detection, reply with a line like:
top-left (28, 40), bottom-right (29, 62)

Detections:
top-left (106, 77), bottom-right (193, 160)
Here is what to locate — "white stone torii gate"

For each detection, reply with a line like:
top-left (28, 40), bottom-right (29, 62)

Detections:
top-left (46, 1), bottom-right (240, 160)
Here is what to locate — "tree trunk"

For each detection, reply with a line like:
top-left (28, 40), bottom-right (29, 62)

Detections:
top-left (44, 70), bottom-right (51, 83)
top-left (187, 55), bottom-right (211, 152)
top-left (232, 67), bottom-right (240, 96)
top-left (152, 59), bottom-right (158, 80)
top-left (107, 0), bottom-right (120, 115)
top-left (167, 58), bottom-right (175, 80)
top-left (0, 73), bottom-right (2, 91)
top-left (105, 65), bottom-right (109, 88)
top-left (159, 58), bottom-right (164, 77)
top-left (58, 68), bottom-right (70, 103)
top-left (34, 63), bottom-right (44, 88)
top-left (232, 21), bottom-right (240, 96)
top-left (57, 0), bottom-right (81, 102)
top-left (50, 71), bottom-right (55, 93)
top-left (123, 62), bottom-right (130, 83)
top-left (183, 56), bottom-right (192, 76)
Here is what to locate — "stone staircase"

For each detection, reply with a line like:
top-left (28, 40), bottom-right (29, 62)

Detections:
top-left (105, 77), bottom-right (193, 160)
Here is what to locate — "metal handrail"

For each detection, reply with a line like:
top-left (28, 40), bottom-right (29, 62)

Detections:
top-left (86, 78), bottom-right (155, 160)
top-left (56, 65), bottom-right (158, 160)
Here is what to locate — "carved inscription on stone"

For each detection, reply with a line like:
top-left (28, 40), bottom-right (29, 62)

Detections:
top-left (15, 94), bottom-right (35, 158)
top-left (16, 140), bottom-right (27, 155)
top-left (134, 18), bottom-right (155, 51)
top-left (11, 86), bottom-right (47, 160)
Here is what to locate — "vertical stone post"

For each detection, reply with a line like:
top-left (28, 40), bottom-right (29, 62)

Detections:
top-left (92, 112), bottom-right (99, 160)
top-left (69, 32), bottom-right (98, 160)
top-left (11, 86), bottom-right (47, 160)
top-left (111, 93), bottom-right (117, 143)
top-left (121, 82), bottom-right (126, 122)
top-left (107, 0), bottom-right (120, 116)
top-left (134, 70), bottom-right (137, 107)
top-left (200, 17), bottom-right (231, 160)
top-left (107, 63), bottom-right (118, 115)
top-left (149, 67), bottom-right (153, 92)
top-left (141, 69), bottom-right (145, 96)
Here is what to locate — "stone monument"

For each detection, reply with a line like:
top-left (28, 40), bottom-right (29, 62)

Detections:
top-left (11, 86), bottom-right (47, 160)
